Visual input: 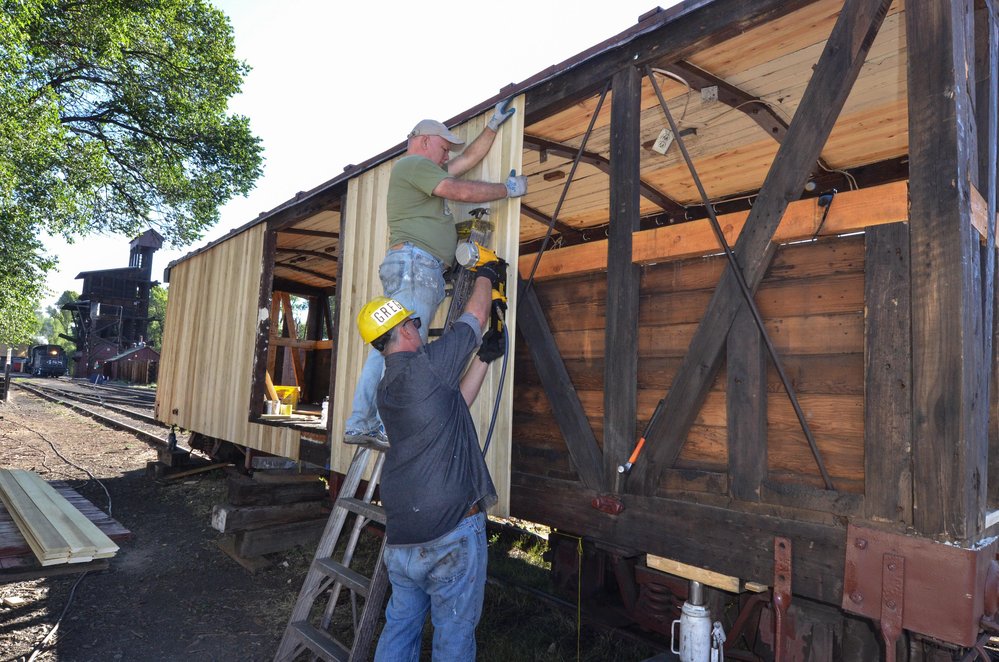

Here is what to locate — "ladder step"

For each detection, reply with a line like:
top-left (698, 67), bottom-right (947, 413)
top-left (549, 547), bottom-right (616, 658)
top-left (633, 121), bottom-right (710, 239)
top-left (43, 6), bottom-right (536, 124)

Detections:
top-left (337, 497), bottom-right (386, 524)
top-left (290, 621), bottom-right (349, 662)
top-left (315, 558), bottom-right (371, 597)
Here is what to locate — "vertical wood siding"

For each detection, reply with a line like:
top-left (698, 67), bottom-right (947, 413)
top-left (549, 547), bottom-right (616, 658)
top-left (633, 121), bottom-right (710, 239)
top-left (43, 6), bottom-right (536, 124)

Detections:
top-left (156, 224), bottom-right (300, 458)
top-left (329, 97), bottom-right (524, 515)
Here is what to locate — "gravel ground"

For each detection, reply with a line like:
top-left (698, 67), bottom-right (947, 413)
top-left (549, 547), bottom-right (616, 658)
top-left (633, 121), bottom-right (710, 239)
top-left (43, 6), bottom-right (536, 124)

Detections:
top-left (0, 388), bottom-right (307, 661)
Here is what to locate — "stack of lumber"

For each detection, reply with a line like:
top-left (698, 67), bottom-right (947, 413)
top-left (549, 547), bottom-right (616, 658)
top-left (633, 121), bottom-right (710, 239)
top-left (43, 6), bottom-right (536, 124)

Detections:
top-left (0, 470), bottom-right (119, 566)
top-left (214, 470), bottom-right (330, 572)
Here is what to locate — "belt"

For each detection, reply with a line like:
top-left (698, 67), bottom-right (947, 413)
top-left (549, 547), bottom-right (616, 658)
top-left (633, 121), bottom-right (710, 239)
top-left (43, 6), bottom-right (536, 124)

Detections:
top-left (464, 503), bottom-right (480, 518)
top-left (388, 242), bottom-right (452, 277)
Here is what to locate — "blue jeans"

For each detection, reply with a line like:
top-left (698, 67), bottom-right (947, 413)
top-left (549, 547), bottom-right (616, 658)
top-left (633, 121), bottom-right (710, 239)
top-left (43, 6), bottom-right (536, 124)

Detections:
top-left (345, 243), bottom-right (446, 433)
top-left (374, 512), bottom-right (487, 662)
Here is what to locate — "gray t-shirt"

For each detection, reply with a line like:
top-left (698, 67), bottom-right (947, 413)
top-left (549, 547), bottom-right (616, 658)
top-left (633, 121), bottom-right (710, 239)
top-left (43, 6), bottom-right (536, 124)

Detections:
top-left (377, 313), bottom-right (497, 545)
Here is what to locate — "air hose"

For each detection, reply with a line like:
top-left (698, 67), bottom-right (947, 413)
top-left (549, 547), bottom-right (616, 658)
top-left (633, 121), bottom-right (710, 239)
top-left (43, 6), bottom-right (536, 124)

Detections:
top-left (481, 323), bottom-right (509, 457)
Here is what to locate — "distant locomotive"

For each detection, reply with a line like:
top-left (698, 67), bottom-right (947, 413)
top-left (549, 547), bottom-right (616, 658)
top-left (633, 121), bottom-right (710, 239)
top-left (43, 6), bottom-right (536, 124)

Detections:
top-left (29, 345), bottom-right (67, 377)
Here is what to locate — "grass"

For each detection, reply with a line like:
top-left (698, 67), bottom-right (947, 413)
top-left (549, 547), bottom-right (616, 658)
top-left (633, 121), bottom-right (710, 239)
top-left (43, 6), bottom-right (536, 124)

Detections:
top-left (279, 517), bottom-right (663, 660)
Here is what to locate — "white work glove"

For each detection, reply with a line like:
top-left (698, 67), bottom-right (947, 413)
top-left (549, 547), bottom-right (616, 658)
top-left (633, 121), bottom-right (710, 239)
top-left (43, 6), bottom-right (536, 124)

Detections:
top-left (505, 169), bottom-right (527, 198)
top-left (487, 99), bottom-right (515, 131)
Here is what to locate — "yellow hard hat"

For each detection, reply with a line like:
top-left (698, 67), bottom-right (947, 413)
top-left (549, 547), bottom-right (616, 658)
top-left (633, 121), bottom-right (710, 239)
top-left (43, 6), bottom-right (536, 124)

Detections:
top-left (356, 296), bottom-right (415, 344)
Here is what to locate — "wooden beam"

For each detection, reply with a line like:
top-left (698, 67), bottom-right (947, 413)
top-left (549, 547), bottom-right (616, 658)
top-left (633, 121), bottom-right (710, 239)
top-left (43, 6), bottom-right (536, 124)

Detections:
top-left (519, 181), bottom-right (908, 280)
top-left (976, 3), bottom-right (999, 507)
top-left (520, 202), bottom-right (586, 241)
top-left (274, 261), bottom-right (336, 283)
top-left (659, 61), bottom-right (833, 177)
top-left (517, 279), bottom-right (604, 491)
top-left (661, 61), bottom-right (789, 143)
top-left (268, 336), bottom-right (333, 351)
top-left (523, 134), bottom-right (685, 217)
top-left (250, 226), bottom-right (278, 418)
top-left (271, 277), bottom-right (333, 299)
top-left (727, 305), bottom-right (767, 502)
top-left (604, 66), bottom-right (642, 489)
top-left (907, 0), bottom-right (987, 541)
top-left (509, 472), bottom-right (844, 605)
top-left (279, 228), bottom-right (339, 239)
top-left (630, 0), bottom-right (893, 496)
top-left (863, 222), bottom-right (912, 525)
top-left (275, 248), bottom-right (338, 262)
top-left (524, 0), bottom-right (815, 124)
top-left (322, 193), bottom-right (349, 449)
top-left (280, 293), bottom-right (305, 388)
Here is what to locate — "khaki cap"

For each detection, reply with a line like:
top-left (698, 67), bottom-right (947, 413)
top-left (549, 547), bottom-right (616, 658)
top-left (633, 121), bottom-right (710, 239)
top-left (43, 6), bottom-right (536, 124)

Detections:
top-left (407, 119), bottom-right (465, 147)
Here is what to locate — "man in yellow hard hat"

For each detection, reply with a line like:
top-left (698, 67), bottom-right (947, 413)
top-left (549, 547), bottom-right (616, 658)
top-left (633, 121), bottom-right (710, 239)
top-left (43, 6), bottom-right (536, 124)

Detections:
top-left (343, 100), bottom-right (526, 448)
top-left (356, 259), bottom-right (505, 662)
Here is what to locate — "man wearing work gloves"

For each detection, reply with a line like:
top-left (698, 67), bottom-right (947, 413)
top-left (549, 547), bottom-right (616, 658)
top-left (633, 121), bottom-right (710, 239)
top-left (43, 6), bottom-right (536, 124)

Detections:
top-left (344, 100), bottom-right (526, 448)
top-left (354, 259), bottom-right (507, 661)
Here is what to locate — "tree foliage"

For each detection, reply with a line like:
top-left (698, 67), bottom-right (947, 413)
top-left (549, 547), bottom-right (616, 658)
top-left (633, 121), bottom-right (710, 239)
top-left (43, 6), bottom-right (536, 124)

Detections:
top-left (146, 283), bottom-right (167, 350)
top-left (35, 289), bottom-right (78, 352)
top-left (0, 0), bottom-right (262, 342)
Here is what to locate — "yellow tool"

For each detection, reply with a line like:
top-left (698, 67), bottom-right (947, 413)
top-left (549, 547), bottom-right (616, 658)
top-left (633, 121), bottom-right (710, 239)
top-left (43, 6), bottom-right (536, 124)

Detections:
top-left (454, 240), bottom-right (499, 270)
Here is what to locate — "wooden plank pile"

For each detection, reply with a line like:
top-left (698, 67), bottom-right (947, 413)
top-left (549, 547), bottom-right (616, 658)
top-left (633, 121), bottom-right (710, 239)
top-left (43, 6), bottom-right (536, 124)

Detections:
top-left (0, 470), bottom-right (119, 566)
top-left (213, 469), bottom-right (330, 572)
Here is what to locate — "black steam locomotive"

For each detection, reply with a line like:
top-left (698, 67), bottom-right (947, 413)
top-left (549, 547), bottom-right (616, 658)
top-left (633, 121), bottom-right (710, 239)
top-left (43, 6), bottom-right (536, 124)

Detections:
top-left (29, 344), bottom-right (67, 377)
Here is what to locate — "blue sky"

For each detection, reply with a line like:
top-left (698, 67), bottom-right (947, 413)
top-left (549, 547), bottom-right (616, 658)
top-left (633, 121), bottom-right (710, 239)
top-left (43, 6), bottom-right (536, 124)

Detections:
top-left (39, 0), bottom-right (680, 308)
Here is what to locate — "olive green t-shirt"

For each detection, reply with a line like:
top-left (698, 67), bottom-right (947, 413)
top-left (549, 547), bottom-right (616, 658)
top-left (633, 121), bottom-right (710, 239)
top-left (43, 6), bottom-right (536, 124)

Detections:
top-left (386, 155), bottom-right (455, 265)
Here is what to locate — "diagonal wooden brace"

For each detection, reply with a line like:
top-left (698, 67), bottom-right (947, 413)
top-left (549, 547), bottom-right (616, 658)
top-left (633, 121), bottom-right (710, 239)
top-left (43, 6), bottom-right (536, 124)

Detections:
top-left (632, 0), bottom-right (893, 495)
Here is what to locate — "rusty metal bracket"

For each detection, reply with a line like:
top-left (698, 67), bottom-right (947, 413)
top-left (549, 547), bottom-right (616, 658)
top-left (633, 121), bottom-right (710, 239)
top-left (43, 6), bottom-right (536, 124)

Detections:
top-left (590, 494), bottom-right (625, 515)
top-left (880, 553), bottom-right (904, 661)
top-left (843, 524), bottom-right (999, 648)
top-left (773, 536), bottom-right (792, 661)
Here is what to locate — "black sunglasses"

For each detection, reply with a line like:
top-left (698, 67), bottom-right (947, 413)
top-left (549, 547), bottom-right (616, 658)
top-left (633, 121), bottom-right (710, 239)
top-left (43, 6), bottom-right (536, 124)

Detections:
top-left (405, 317), bottom-right (422, 330)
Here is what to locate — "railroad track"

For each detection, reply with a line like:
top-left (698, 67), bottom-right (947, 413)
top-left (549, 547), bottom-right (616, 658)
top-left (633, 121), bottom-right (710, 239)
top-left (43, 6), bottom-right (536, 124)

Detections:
top-left (14, 380), bottom-right (182, 449)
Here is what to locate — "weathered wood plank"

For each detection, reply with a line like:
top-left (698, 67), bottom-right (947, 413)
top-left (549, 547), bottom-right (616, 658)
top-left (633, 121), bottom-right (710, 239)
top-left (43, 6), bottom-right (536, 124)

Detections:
top-left (863, 223), bottom-right (912, 524)
top-left (907, 0), bottom-right (987, 541)
top-left (516, 279), bottom-right (604, 491)
top-left (211, 501), bottom-right (328, 534)
top-left (604, 65), bottom-right (642, 488)
top-left (508, 472), bottom-right (844, 605)
top-left (632, 0), bottom-right (893, 496)
top-left (727, 306), bottom-right (767, 502)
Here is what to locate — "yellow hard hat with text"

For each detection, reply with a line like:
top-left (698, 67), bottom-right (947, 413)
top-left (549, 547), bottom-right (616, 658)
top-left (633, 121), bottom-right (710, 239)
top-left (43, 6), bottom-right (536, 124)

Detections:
top-left (357, 296), bottom-right (415, 344)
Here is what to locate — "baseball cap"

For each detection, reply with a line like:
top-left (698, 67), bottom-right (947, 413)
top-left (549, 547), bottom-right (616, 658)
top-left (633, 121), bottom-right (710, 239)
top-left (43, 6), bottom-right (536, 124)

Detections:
top-left (408, 119), bottom-right (465, 147)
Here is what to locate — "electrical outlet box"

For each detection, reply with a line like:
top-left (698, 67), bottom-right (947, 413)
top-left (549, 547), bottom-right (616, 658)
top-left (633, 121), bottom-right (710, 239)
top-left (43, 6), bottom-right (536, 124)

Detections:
top-left (701, 85), bottom-right (719, 103)
top-left (652, 128), bottom-right (675, 155)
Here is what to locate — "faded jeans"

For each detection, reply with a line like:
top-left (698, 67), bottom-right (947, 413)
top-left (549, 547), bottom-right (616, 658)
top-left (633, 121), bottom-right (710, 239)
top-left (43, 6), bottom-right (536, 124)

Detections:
top-left (345, 243), bottom-right (446, 434)
top-left (374, 512), bottom-right (488, 662)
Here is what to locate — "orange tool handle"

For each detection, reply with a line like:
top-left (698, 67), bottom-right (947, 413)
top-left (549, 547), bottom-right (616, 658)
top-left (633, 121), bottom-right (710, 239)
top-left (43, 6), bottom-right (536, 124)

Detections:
top-left (626, 437), bottom-right (646, 465)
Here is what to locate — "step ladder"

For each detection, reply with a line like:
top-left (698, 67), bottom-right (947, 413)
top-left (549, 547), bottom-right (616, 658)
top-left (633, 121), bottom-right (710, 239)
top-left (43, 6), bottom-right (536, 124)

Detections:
top-left (274, 442), bottom-right (389, 662)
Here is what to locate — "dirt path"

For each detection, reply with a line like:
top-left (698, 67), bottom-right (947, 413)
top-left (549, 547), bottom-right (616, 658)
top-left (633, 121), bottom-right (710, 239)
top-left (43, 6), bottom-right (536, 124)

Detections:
top-left (0, 389), bottom-right (305, 661)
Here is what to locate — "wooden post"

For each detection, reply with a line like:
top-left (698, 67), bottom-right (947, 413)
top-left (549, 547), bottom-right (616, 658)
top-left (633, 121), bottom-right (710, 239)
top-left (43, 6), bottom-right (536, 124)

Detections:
top-left (863, 223), bottom-right (912, 524)
top-left (727, 305), bottom-right (767, 501)
top-left (907, 0), bottom-right (987, 540)
top-left (975, 2), bottom-right (999, 508)
top-left (604, 65), bottom-right (642, 490)
top-left (249, 224), bottom-right (278, 419)
top-left (324, 195), bottom-right (348, 445)
top-left (2, 363), bottom-right (10, 401)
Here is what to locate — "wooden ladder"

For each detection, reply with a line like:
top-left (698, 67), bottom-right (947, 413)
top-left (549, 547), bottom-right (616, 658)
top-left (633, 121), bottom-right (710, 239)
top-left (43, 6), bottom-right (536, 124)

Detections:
top-left (273, 443), bottom-right (389, 662)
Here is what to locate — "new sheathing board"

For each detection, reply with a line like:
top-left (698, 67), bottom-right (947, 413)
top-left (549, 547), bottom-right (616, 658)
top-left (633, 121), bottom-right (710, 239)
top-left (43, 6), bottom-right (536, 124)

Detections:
top-left (156, 223), bottom-right (300, 458)
top-left (331, 97), bottom-right (524, 516)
